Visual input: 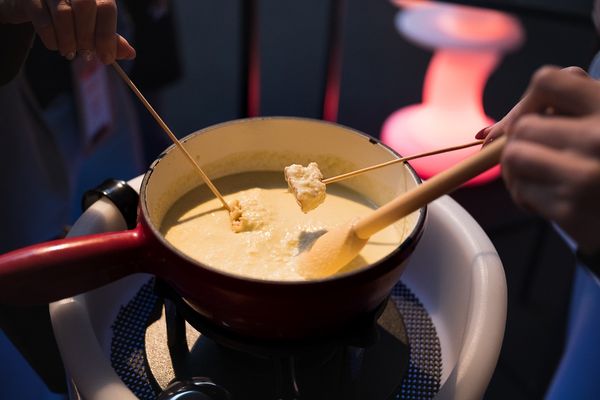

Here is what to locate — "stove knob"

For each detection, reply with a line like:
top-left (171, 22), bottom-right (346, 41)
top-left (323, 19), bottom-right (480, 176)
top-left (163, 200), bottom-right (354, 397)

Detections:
top-left (157, 377), bottom-right (232, 400)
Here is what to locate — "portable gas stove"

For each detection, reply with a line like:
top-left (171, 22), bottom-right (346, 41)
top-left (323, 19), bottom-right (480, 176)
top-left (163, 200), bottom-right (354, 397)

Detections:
top-left (50, 176), bottom-right (506, 400)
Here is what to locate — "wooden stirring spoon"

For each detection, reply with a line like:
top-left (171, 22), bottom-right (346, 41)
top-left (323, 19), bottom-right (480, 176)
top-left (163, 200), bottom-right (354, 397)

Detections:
top-left (297, 136), bottom-right (506, 279)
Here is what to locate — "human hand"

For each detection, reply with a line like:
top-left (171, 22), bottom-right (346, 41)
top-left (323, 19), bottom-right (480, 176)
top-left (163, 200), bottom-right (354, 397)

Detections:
top-left (477, 66), bottom-right (600, 254)
top-left (0, 0), bottom-right (135, 64)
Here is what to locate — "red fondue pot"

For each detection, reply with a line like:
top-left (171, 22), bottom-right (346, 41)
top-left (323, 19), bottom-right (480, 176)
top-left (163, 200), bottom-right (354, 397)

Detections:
top-left (0, 117), bottom-right (425, 340)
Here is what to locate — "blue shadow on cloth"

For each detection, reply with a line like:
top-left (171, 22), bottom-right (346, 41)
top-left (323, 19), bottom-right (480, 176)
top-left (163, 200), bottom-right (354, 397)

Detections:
top-left (0, 330), bottom-right (66, 400)
top-left (545, 265), bottom-right (600, 399)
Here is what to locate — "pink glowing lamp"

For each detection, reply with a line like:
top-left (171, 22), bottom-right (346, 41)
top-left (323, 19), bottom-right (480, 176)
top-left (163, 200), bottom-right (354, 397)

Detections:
top-left (381, 2), bottom-right (524, 185)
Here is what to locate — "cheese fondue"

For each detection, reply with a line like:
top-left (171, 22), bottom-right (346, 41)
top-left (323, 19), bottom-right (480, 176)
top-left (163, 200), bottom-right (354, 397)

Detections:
top-left (160, 171), bottom-right (407, 281)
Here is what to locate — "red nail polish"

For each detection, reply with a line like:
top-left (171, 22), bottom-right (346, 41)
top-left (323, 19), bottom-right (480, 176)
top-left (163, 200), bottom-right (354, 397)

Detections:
top-left (475, 126), bottom-right (490, 139)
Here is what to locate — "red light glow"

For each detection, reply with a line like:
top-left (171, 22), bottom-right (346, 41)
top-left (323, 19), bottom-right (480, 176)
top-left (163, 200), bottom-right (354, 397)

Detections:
top-left (437, 7), bottom-right (519, 43)
top-left (382, 105), bottom-right (499, 185)
top-left (382, 4), bottom-right (523, 186)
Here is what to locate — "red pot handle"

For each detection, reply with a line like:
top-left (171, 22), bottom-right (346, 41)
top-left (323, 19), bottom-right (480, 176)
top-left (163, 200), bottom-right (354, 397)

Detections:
top-left (0, 224), bottom-right (148, 305)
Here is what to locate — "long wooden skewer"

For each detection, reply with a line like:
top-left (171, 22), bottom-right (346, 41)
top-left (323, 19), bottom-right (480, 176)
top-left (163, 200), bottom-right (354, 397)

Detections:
top-left (321, 139), bottom-right (485, 184)
top-left (111, 62), bottom-right (231, 211)
top-left (298, 136), bottom-right (506, 279)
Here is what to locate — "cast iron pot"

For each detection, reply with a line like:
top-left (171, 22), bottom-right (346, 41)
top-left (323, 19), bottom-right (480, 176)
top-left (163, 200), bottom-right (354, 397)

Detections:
top-left (0, 117), bottom-right (426, 340)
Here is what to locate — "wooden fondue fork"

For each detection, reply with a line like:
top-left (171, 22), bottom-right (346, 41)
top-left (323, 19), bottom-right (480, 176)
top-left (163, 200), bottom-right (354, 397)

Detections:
top-left (111, 62), bottom-right (231, 211)
top-left (298, 136), bottom-right (506, 279)
top-left (322, 139), bottom-right (484, 184)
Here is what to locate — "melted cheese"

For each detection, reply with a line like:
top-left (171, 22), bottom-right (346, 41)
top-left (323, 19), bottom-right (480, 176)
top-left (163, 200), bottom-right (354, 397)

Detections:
top-left (160, 171), bottom-right (405, 281)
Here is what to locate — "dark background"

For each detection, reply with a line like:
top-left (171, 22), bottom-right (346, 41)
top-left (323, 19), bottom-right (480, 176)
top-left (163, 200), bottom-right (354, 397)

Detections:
top-left (160, 0), bottom-right (597, 398)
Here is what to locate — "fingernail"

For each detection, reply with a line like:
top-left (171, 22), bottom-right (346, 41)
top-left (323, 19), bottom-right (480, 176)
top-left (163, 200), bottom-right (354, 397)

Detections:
top-left (475, 126), bottom-right (490, 139)
top-left (65, 51), bottom-right (76, 61)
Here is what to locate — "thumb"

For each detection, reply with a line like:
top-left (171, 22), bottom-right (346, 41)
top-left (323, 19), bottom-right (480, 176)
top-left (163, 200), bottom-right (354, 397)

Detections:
top-left (116, 34), bottom-right (136, 60)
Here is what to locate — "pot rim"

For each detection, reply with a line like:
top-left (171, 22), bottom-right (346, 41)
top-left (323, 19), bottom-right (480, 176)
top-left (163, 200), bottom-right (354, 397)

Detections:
top-left (139, 116), bottom-right (427, 286)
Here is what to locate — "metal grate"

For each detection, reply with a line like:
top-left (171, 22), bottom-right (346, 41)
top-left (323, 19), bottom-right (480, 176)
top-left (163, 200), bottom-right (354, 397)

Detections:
top-left (111, 279), bottom-right (442, 399)
top-left (391, 284), bottom-right (442, 399)
top-left (111, 280), bottom-right (159, 400)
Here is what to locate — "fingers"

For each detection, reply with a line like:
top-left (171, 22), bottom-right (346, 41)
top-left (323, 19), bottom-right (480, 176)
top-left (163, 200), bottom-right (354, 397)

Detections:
top-left (94, 0), bottom-right (118, 63)
top-left (561, 66), bottom-right (588, 78)
top-left (475, 126), bottom-right (490, 140)
top-left (505, 169), bottom-right (599, 246)
top-left (480, 95), bottom-right (529, 144)
top-left (510, 114), bottom-right (591, 152)
top-left (520, 66), bottom-right (600, 117)
top-left (70, 0), bottom-right (97, 60)
top-left (504, 176), bottom-right (583, 233)
top-left (45, 0), bottom-right (77, 59)
top-left (116, 34), bottom-right (136, 61)
top-left (28, 0), bottom-right (58, 50)
top-left (501, 143), bottom-right (569, 221)
top-left (502, 139), bottom-right (600, 223)
top-left (477, 65), bottom-right (596, 144)
top-left (491, 96), bottom-right (600, 162)
top-left (504, 177), bottom-right (558, 216)
top-left (28, 0), bottom-right (135, 63)
top-left (501, 140), bottom-right (567, 185)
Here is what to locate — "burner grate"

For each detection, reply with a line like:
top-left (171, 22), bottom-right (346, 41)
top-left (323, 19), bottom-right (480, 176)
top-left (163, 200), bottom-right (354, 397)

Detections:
top-left (110, 279), bottom-right (441, 399)
top-left (391, 284), bottom-right (442, 400)
top-left (111, 280), bottom-right (160, 400)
